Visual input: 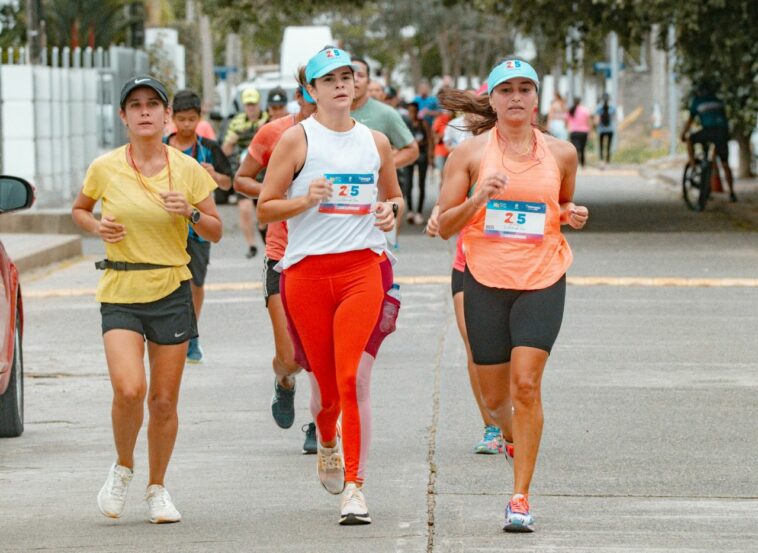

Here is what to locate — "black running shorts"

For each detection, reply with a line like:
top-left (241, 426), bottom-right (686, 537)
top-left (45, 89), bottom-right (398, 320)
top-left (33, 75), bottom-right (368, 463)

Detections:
top-left (451, 267), bottom-right (464, 297)
top-left (263, 256), bottom-right (281, 307)
top-left (690, 127), bottom-right (729, 163)
top-left (463, 267), bottom-right (566, 365)
top-left (186, 237), bottom-right (211, 287)
top-left (100, 280), bottom-right (197, 345)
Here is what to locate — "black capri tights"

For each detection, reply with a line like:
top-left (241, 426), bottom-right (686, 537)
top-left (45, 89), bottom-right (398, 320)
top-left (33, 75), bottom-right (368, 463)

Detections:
top-left (463, 267), bottom-right (566, 365)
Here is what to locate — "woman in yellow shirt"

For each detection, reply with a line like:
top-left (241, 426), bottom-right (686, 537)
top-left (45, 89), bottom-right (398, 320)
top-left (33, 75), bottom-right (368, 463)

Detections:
top-left (72, 76), bottom-right (222, 524)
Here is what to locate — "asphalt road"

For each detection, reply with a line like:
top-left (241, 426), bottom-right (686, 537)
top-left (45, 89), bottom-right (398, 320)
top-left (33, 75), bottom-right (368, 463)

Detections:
top-left (1, 170), bottom-right (756, 552)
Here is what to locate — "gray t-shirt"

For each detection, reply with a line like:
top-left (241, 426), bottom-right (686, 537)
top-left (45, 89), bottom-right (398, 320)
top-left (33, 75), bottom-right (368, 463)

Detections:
top-left (351, 98), bottom-right (414, 150)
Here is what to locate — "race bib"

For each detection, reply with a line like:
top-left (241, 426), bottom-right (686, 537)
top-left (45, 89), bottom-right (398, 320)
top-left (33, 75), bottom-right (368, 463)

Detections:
top-left (484, 200), bottom-right (546, 243)
top-left (319, 173), bottom-right (375, 215)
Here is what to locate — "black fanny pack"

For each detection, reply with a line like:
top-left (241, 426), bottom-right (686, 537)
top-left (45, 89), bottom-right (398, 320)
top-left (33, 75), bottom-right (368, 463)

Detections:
top-left (95, 259), bottom-right (173, 271)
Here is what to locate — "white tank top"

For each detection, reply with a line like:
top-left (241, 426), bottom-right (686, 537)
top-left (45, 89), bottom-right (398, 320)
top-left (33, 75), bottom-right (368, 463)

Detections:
top-left (279, 116), bottom-right (387, 270)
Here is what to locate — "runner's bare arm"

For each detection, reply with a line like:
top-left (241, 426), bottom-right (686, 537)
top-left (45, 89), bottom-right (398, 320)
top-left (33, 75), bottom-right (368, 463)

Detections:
top-left (372, 130), bottom-right (405, 229)
top-left (234, 154), bottom-right (265, 198)
top-left (257, 125), bottom-right (316, 224)
top-left (393, 140), bottom-right (419, 169)
top-left (72, 191), bottom-right (127, 243)
top-left (437, 136), bottom-right (499, 239)
top-left (548, 135), bottom-right (588, 229)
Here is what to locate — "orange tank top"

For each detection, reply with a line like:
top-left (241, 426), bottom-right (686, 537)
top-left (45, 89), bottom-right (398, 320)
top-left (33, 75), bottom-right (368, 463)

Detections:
top-left (462, 127), bottom-right (572, 290)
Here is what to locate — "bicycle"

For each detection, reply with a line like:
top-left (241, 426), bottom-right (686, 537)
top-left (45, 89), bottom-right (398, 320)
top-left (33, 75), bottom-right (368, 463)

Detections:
top-left (682, 140), bottom-right (719, 211)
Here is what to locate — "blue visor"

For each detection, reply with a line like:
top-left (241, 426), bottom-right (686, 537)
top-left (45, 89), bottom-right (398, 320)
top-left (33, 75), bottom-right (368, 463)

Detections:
top-left (301, 86), bottom-right (316, 104)
top-left (305, 48), bottom-right (353, 82)
top-left (487, 60), bottom-right (539, 94)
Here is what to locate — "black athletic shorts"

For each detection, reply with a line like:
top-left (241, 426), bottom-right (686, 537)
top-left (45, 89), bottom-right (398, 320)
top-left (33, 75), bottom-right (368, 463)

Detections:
top-left (100, 280), bottom-right (198, 345)
top-left (451, 267), bottom-right (464, 297)
top-left (186, 237), bottom-right (211, 287)
top-left (690, 127), bottom-right (729, 163)
top-left (463, 267), bottom-right (566, 365)
top-left (262, 256), bottom-right (281, 307)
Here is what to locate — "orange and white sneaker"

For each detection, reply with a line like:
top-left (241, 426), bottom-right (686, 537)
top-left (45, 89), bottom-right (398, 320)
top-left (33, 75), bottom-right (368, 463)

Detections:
top-left (503, 493), bottom-right (535, 532)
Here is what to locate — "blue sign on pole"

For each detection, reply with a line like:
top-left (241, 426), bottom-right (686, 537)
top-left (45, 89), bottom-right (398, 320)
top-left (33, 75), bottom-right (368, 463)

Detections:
top-left (213, 66), bottom-right (239, 80)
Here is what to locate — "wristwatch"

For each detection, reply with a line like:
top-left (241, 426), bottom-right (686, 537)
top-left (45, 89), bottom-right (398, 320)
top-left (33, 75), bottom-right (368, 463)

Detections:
top-left (390, 202), bottom-right (399, 218)
top-left (189, 208), bottom-right (201, 224)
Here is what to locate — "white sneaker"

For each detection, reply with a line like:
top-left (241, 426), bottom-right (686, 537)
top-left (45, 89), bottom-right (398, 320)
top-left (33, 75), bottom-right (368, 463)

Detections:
top-left (340, 483), bottom-right (371, 525)
top-left (317, 438), bottom-right (345, 495)
top-left (145, 484), bottom-right (182, 524)
top-left (97, 463), bottom-right (133, 518)
top-left (412, 212), bottom-right (424, 225)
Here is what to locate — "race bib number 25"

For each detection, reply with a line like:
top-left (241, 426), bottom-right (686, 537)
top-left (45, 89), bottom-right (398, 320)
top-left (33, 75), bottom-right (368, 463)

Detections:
top-left (484, 200), bottom-right (546, 243)
top-left (319, 173), bottom-right (375, 215)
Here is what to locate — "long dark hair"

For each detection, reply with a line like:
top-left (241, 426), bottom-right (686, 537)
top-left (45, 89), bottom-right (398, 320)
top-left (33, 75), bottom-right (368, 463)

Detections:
top-left (438, 87), bottom-right (544, 135)
top-left (437, 88), bottom-right (495, 136)
top-left (568, 97), bottom-right (581, 117)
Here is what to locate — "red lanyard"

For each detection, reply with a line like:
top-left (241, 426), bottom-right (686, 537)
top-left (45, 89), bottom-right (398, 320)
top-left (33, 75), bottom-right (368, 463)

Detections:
top-left (127, 144), bottom-right (173, 206)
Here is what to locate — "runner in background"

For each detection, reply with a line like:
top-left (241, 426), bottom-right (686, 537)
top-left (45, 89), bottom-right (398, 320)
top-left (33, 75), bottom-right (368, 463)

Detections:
top-left (222, 88), bottom-right (269, 258)
top-left (266, 87), bottom-right (290, 121)
top-left (437, 60), bottom-right (589, 532)
top-left (547, 91), bottom-right (569, 141)
top-left (566, 97), bottom-right (591, 168)
top-left (413, 79), bottom-right (439, 127)
top-left (165, 89), bottom-right (233, 363)
top-left (404, 101), bottom-right (433, 225)
top-left (351, 57), bottom-right (418, 247)
top-left (425, 103), bottom-right (507, 456)
top-left (258, 47), bottom-right (404, 525)
top-left (234, 77), bottom-right (319, 454)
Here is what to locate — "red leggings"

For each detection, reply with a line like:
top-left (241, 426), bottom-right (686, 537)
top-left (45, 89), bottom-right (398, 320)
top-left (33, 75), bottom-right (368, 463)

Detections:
top-left (281, 249), bottom-right (389, 483)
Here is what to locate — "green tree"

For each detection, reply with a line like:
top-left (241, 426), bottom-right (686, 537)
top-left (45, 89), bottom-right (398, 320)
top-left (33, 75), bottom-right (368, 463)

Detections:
top-left (42, 0), bottom-right (133, 48)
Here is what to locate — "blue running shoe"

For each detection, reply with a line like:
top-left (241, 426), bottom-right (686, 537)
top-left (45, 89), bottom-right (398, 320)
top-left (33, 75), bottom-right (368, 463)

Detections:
top-left (504, 494), bottom-right (535, 533)
top-left (271, 378), bottom-right (295, 429)
top-left (474, 425), bottom-right (504, 454)
top-left (186, 338), bottom-right (203, 364)
top-left (302, 422), bottom-right (317, 454)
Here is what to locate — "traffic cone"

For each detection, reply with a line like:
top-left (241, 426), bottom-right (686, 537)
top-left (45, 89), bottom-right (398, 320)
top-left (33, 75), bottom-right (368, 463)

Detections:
top-left (711, 162), bottom-right (724, 192)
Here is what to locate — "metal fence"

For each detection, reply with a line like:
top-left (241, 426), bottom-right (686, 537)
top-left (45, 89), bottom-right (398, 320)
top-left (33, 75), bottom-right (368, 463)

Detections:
top-left (0, 45), bottom-right (148, 208)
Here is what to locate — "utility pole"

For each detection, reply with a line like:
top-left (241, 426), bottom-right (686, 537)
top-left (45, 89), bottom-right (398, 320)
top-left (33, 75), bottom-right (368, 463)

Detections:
top-left (610, 31), bottom-right (619, 151)
top-left (26, 0), bottom-right (42, 63)
top-left (667, 25), bottom-right (678, 157)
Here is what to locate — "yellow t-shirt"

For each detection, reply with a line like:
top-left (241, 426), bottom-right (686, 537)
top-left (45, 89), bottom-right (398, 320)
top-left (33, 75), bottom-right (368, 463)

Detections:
top-left (82, 145), bottom-right (217, 304)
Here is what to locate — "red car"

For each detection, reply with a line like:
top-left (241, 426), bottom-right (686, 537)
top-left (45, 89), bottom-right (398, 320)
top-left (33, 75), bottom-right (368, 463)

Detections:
top-left (0, 176), bottom-right (35, 437)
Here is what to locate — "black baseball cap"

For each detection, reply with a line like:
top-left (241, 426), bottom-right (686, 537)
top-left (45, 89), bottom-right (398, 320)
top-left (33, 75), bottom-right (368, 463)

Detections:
top-left (384, 85), bottom-right (398, 99)
top-left (267, 87), bottom-right (288, 107)
top-left (120, 75), bottom-right (169, 108)
top-left (172, 89), bottom-right (202, 113)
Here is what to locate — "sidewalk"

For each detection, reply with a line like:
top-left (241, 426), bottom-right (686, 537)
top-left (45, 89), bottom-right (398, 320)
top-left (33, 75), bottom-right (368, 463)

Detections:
top-left (640, 156), bottom-right (758, 229)
top-left (0, 233), bottom-right (82, 273)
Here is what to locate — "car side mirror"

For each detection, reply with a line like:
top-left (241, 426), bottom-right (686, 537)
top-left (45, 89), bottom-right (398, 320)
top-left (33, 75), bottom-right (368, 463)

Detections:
top-left (0, 176), bottom-right (35, 213)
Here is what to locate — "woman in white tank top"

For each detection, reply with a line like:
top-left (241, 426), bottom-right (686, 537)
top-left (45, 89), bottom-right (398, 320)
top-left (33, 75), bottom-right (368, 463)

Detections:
top-left (257, 47), bottom-right (404, 526)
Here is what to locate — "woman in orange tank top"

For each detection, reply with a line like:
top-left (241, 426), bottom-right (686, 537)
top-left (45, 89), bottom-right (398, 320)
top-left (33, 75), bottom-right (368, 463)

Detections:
top-left (437, 59), bottom-right (589, 533)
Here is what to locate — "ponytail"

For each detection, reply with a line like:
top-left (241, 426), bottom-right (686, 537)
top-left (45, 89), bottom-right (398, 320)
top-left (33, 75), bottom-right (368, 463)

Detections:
top-left (438, 88), bottom-right (496, 135)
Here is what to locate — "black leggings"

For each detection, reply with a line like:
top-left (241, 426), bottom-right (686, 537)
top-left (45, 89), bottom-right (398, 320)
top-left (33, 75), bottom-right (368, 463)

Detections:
top-left (416, 156), bottom-right (429, 213)
top-left (599, 131), bottom-right (613, 163)
top-left (569, 132), bottom-right (588, 167)
top-left (463, 267), bottom-right (566, 365)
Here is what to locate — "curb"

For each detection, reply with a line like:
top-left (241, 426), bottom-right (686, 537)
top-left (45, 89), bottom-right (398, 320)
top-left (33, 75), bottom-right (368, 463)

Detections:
top-left (0, 234), bottom-right (82, 274)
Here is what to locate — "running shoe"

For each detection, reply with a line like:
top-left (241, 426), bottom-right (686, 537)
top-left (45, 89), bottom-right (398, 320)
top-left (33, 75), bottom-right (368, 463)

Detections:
top-left (97, 463), bottom-right (133, 518)
top-left (339, 483), bottom-right (371, 525)
top-left (271, 377), bottom-right (295, 429)
top-left (186, 337), bottom-right (203, 364)
top-left (504, 441), bottom-right (515, 467)
top-left (245, 245), bottom-right (258, 259)
top-left (302, 422), bottom-right (317, 454)
top-left (317, 437), bottom-right (345, 495)
top-left (503, 494), bottom-right (535, 533)
top-left (145, 484), bottom-right (182, 524)
top-left (412, 212), bottom-right (424, 225)
top-left (474, 425), bottom-right (504, 455)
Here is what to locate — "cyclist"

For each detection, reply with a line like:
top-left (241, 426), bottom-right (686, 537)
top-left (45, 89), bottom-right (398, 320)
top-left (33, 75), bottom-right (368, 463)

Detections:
top-left (681, 82), bottom-right (736, 201)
